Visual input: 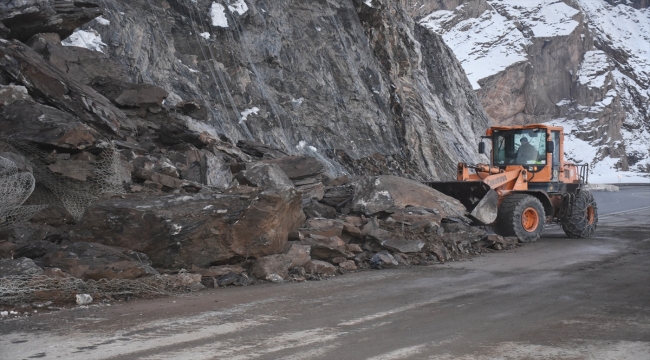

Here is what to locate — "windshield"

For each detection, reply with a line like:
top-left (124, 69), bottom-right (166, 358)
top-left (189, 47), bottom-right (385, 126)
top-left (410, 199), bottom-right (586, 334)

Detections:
top-left (493, 129), bottom-right (547, 165)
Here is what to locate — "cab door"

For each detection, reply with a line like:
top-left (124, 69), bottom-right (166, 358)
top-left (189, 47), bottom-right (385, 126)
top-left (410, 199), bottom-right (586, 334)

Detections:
top-left (551, 131), bottom-right (561, 181)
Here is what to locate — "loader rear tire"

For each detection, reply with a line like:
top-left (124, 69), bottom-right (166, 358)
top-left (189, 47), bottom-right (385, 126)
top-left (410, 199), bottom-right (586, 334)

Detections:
top-left (561, 190), bottom-right (598, 238)
top-left (495, 194), bottom-right (545, 243)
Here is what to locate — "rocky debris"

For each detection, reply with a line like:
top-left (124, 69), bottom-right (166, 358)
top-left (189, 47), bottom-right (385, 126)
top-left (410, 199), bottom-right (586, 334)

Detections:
top-left (263, 156), bottom-right (325, 180)
top-left (301, 235), bottom-right (356, 261)
top-left (370, 252), bottom-right (399, 269)
top-left (91, 77), bottom-right (168, 113)
top-left (483, 234), bottom-right (518, 250)
top-left (0, 0), bottom-right (102, 42)
top-left (304, 260), bottom-right (337, 275)
top-left (0, 99), bottom-right (99, 149)
top-left (31, 35), bottom-right (130, 86)
top-left (0, 39), bottom-right (130, 134)
top-left (216, 272), bottom-right (251, 287)
top-left (14, 241), bottom-right (157, 280)
top-left (285, 244), bottom-right (311, 268)
top-left (0, 0), bottom-right (521, 305)
top-left (338, 260), bottom-right (357, 271)
top-left (352, 176), bottom-right (467, 219)
top-left (75, 294), bottom-right (93, 305)
top-left (235, 163), bottom-right (293, 189)
top-left (250, 254), bottom-right (293, 281)
top-left (0, 85), bottom-right (31, 107)
top-left (190, 265), bottom-right (244, 278)
top-left (0, 257), bottom-right (43, 277)
top-left (236, 140), bottom-right (289, 160)
top-left (73, 188), bottom-right (305, 268)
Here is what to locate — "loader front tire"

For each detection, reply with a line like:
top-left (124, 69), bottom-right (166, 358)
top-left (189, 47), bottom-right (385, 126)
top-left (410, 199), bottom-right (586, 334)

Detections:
top-left (495, 194), bottom-right (545, 243)
top-left (561, 190), bottom-right (598, 238)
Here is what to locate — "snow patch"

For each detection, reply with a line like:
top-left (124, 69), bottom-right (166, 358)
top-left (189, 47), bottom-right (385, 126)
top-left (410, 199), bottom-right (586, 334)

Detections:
top-left (210, 2), bottom-right (228, 28)
top-left (95, 16), bottom-right (110, 26)
top-left (199, 32), bottom-right (210, 39)
top-left (577, 50), bottom-right (611, 89)
top-left (228, 0), bottom-right (248, 15)
top-left (239, 107), bottom-right (259, 123)
top-left (62, 29), bottom-right (106, 53)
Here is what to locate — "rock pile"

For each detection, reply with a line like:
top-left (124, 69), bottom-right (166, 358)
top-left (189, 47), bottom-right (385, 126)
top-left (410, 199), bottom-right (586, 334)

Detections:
top-left (0, 0), bottom-right (508, 305)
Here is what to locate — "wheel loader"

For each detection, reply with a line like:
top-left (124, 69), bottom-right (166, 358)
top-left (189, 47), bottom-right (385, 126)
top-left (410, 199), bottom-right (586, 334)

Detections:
top-left (425, 124), bottom-right (598, 242)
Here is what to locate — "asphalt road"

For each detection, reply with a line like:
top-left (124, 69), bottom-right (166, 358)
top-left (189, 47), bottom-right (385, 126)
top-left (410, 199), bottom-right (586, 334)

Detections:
top-left (1, 187), bottom-right (649, 360)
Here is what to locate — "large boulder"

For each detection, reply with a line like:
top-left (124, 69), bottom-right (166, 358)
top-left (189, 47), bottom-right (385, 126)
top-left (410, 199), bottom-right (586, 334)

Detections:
top-left (352, 176), bottom-right (467, 218)
top-left (72, 188), bottom-right (306, 268)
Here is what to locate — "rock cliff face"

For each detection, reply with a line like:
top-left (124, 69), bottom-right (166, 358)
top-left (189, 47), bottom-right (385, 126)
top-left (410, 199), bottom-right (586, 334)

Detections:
top-left (415, 0), bottom-right (650, 181)
top-left (0, 0), bottom-right (496, 287)
top-left (39, 0), bottom-right (489, 181)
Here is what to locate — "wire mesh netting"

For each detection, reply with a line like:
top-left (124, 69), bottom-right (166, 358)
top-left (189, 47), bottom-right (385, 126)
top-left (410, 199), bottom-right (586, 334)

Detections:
top-left (0, 155), bottom-right (49, 231)
top-left (0, 274), bottom-right (200, 306)
top-left (0, 138), bottom-right (127, 229)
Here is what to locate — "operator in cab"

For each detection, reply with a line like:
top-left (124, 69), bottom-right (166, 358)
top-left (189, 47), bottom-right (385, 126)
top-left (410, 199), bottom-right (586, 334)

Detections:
top-left (516, 137), bottom-right (537, 163)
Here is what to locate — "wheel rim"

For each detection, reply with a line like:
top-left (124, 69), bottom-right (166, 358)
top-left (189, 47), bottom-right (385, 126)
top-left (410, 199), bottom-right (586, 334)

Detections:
top-left (587, 205), bottom-right (596, 225)
top-left (521, 207), bottom-right (539, 232)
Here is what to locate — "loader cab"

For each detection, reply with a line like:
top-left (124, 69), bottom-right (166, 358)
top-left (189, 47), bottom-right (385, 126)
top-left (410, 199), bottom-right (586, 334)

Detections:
top-left (492, 128), bottom-right (548, 168)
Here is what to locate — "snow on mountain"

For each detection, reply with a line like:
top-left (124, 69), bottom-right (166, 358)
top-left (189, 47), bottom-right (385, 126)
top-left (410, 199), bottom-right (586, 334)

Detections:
top-left (420, 6), bottom-right (528, 90)
top-left (419, 0), bottom-right (650, 182)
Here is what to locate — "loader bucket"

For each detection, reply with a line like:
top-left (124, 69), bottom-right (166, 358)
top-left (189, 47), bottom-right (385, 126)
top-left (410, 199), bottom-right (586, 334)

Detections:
top-left (423, 181), bottom-right (498, 224)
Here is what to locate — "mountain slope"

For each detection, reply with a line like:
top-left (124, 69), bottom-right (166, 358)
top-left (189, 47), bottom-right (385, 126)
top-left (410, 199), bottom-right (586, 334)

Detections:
top-left (417, 0), bottom-right (650, 182)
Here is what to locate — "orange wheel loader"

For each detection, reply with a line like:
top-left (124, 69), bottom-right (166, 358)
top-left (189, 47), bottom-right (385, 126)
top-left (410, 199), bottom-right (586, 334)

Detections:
top-left (425, 124), bottom-right (598, 242)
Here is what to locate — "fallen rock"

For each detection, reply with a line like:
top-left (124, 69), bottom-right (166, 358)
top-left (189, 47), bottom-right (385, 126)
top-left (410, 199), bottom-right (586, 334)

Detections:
top-left (370, 252), bottom-right (399, 269)
top-left (302, 235), bottom-right (354, 260)
top-left (0, 39), bottom-right (130, 134)
top-left (304, 260), bottom-right (337, 275)
top-left (303, 200), bottom-right (337, 219)
top-left (0, 1), bottom-right (102, 42)
top-left (285, 244), bottom-right (311, 268)
top-left (320, 184), bottom-right (355, 208)
top-left (0, 257), bottom-right (43, 277)
top-left (296, 182), bottom-right (325, 201)
top-left (41, 242), bottom-right (158, 280)
top-left (34, 38), bottom-right (130, 86)
top-left (217, 272), bottom-right (251, 287)
top-left (169, 273), bottom-right (205, 291)
top-left (190, 265), bottom-right (244, 277)
top-left (0, 100), bottom-right (99, 149)
top-left (338, 260), bottom-right (357, 271)
top-left (263, 156), bottom-right (325, 180)
top-left (251, 254), bottom-right (293, 280)
top-left (380, 238), bottom-right (425, 254)
top-left (236, 162), bottom-right (293, 188)
top-left (91, 77), bottom-right (168, 111)
top-left (73, 188), bottom-right (305, 268)
top-left (352, 176), bottom-right (467, 218)
top-left (237, 140), bottom-right (288, 159)
top-left (0, 85), bottom-right (31, 107)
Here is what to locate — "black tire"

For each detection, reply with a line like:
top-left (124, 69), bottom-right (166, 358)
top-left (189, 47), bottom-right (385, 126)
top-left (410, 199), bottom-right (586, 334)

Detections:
top-left (495, 194), bottom-right (545, 243)
top-left (561, 190), bottom-right (598, 238)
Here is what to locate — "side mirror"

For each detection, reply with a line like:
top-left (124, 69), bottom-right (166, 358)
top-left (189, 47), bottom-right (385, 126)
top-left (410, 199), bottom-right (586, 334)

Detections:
top-left (478, 142), bottom-right (485, 154)
top-left (546, 141), bottom-right (554, 153)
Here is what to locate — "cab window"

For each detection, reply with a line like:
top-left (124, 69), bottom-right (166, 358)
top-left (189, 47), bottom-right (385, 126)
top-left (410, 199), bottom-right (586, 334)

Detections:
top-left (493, 129), bottom-right (547, 165)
